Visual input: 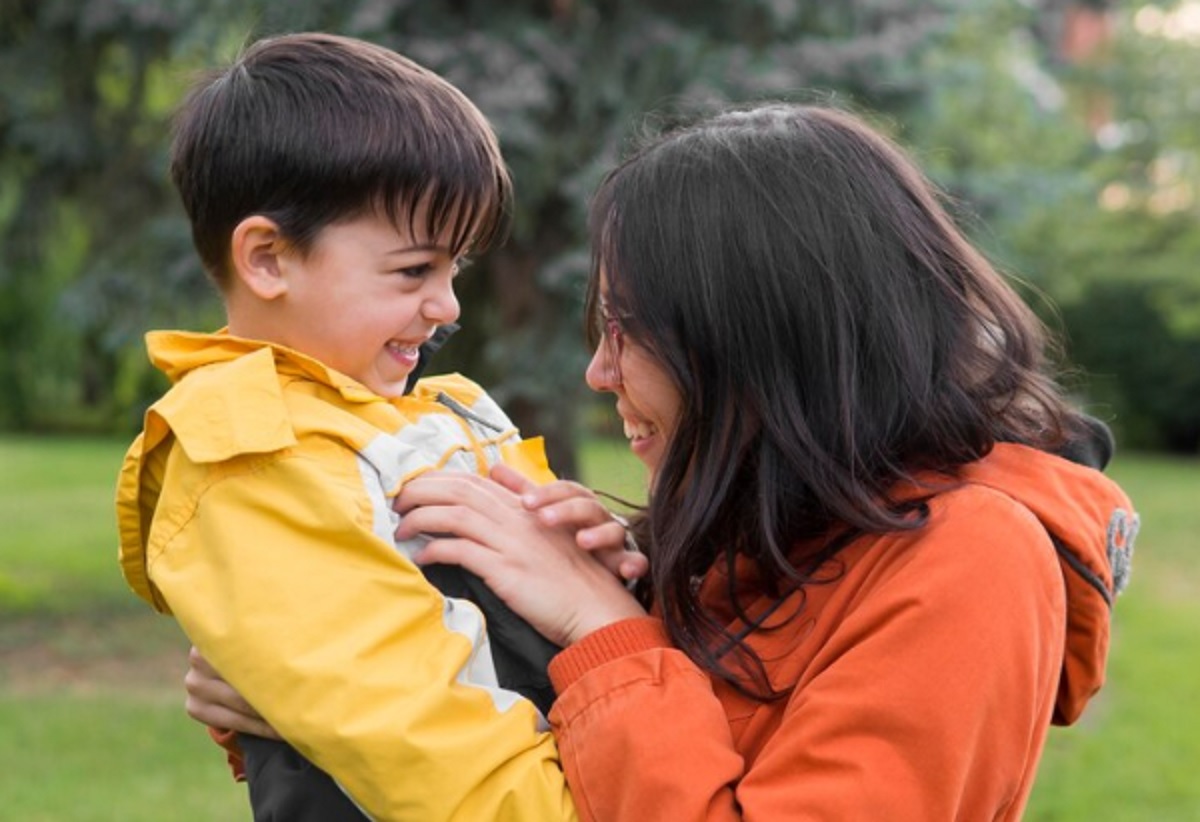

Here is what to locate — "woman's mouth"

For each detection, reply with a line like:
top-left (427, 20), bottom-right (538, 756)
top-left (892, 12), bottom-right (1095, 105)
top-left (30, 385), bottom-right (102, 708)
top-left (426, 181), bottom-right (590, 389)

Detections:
top-left (623, 419), bottom-right (659, 442)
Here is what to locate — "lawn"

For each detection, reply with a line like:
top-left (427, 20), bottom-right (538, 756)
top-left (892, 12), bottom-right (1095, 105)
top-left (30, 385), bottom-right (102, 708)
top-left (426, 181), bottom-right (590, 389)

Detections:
top-left (1, 434), bottom-right (1195, 819)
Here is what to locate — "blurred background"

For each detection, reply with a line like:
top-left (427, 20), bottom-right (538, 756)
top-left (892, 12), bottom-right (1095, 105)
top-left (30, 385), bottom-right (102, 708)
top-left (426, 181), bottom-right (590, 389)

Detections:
top-left (0, 0), bottom-right (1196, 819)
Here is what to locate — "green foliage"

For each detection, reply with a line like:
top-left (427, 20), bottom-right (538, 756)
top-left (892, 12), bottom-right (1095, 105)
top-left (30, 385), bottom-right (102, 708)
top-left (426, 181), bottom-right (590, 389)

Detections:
top-left (905, 1), bottom-right (1200, 453)
top-left (0, 0), bottom-right (1003, 469)
top-left (1062, 279), bottom-right (1200, 452)
top-left (1, 0), bottom-right (1197, 453)
top-left (0, 0), bottom-right (229, 430)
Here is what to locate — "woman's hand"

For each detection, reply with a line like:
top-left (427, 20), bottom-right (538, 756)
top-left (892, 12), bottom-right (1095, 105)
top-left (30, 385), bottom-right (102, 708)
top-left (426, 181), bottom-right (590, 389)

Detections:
top-left (395, 470), bottom-right (648, 647)
top-left (184, 646), bottom-right (281, 740)
top-left (488, 463), bottom-right (649, 583)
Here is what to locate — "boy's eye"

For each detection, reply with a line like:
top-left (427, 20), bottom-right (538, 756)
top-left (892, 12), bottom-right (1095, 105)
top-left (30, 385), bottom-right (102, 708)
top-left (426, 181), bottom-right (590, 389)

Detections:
top-left (393, 263), bottom-right (433, 278)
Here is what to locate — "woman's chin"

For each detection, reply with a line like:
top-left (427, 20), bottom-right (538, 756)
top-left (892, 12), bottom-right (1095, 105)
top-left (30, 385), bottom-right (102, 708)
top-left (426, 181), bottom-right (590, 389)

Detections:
top-left (629, 434), bottom-right (663, 474)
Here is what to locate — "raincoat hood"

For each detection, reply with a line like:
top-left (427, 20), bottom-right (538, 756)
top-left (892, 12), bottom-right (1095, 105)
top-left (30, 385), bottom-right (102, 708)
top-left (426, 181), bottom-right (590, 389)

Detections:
top-left (960, 422), bottom-right (1138, 725)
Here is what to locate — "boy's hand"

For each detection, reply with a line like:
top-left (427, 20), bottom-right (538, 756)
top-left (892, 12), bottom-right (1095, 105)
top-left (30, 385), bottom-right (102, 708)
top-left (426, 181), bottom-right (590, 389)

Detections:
top-left (488, 464), bottom-right (648, 583)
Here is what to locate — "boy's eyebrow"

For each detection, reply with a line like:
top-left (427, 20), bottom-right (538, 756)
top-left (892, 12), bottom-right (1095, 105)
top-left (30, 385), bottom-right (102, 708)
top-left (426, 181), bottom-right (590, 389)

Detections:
top-left (382, 242), bottom-right (451, 256)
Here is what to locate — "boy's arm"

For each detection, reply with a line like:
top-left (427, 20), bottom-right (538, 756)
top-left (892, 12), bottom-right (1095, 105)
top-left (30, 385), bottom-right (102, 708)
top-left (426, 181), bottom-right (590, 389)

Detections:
top-left (150, 452), bottom-right (575, 822)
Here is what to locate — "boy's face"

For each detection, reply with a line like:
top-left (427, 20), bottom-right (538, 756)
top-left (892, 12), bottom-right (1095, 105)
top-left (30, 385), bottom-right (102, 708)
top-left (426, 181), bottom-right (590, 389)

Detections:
top-left (276, 210), bottom-right (462, 398)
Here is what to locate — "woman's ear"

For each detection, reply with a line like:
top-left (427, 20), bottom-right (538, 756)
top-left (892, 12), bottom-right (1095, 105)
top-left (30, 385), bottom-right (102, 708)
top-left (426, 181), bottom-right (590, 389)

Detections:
top-left (230, 216), bottom-right (289, 300)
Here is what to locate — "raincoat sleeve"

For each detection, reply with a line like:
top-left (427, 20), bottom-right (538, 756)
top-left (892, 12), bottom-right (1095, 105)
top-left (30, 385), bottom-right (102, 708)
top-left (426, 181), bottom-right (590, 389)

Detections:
top-left (148, 452), bottom-right (575, 821)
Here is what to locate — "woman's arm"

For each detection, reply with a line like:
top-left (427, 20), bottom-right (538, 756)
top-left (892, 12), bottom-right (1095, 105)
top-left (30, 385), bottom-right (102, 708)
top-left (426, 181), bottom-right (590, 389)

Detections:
top-left (401, 477), bottom-right (1068, 821)
top-left (546, 494), bottom-right (1067, 821)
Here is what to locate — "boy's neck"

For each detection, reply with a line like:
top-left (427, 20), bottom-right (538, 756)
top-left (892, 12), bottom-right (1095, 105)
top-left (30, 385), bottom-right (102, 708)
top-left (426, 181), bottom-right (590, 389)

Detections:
top-left (224, 292), bottom-right (289, 348)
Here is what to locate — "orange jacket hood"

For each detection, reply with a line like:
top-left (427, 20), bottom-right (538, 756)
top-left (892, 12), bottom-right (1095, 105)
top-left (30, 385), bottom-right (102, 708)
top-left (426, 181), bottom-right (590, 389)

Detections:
top-left (959, 435), bottom-right (1138, 725)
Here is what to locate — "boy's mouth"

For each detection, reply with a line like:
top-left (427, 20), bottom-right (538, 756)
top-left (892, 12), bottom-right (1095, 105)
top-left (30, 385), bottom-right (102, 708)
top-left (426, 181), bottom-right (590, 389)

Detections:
top-left (385, 340), bottom-right (422, 368)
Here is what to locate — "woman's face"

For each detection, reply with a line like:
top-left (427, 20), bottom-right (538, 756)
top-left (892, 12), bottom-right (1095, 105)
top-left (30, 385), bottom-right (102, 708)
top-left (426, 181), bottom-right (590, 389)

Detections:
top-left (585, 277), bottom-right (682, 479)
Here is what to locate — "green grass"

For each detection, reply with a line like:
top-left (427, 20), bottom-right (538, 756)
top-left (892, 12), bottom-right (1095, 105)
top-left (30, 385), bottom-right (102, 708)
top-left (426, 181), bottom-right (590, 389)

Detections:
top-left (1026, 454), bottom-right (1200, 820)
top-left (0, 435), bottom-right (136, 613)
top-left (0, 434), bottom-right (248, 818)
top-left (1, 434), bottom-right (1196, 819)
top-left (577, 436), bottom-right (649, 508)
top-left (0, 692), bottom-right (248, 820)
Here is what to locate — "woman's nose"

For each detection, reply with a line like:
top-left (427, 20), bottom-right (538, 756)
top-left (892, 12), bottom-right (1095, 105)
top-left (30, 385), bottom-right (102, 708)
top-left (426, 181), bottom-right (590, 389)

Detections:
top-left (585, 341), bottom-right (617, 392)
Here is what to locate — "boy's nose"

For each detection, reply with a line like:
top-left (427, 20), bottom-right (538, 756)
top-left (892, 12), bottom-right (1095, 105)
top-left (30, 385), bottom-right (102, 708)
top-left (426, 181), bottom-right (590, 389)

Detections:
top-left (423, 277), bottom-right (461, 325)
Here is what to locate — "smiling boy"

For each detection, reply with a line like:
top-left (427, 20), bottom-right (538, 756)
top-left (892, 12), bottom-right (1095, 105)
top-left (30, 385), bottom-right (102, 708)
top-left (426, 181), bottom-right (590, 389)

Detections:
top-left (115, 33), bottom-right (577, 820)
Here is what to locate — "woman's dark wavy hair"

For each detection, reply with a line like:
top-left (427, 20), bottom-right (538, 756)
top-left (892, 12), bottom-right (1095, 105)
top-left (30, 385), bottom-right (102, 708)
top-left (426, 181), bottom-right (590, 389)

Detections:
top-left (171, 33), bottom-right (511, 288)
top-left (585, 103), bottom-right (1082, 699)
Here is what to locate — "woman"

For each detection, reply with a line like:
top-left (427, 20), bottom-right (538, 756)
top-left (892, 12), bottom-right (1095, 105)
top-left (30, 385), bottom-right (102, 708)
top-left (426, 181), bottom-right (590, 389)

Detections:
top-left (191, 103), bottom-right (1137, 820)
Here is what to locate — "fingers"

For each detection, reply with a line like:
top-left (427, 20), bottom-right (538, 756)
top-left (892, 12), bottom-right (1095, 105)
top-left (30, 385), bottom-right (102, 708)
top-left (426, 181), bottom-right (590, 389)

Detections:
top-left (488, 463), bottom-right (536, 495)
top-left (574, 518), bottom-right (628, 550)
top-left (184, 646), bottom-right (280, 739)
top-left (188, 643), bottom-right (218, 676)
top-left (394, 474), bottom-right (506, 541)
top-left (516, 476), bottom-right (595, 510)
top-left (394, 471), bottom-right (519, 517)
top-left (184, 650), bottom-right (251, 716)
top-left (396, 470), bottom-right (648, 583)
top-left (618, 552), bottom-right (650, 581)
top-left (395, 499), bottom-right (504, 544)
top-left (573, 520), bottom-right (648, 581)
top-left (411, 535), bottom-right (502, 581)
top-left (514, 477), bottom-right (622, 537)
top-left (184, 693), bottom-right (280, 740)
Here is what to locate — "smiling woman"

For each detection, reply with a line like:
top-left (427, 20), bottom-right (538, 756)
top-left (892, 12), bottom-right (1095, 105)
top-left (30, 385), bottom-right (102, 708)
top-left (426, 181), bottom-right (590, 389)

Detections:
top-left (384, 101), bottom-right (1140, 821)
top-left (585, 282), bottom-right (681, 478)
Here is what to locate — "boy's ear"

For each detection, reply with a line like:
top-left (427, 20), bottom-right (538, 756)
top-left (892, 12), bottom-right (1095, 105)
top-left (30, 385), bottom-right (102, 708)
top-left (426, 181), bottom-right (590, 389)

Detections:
top-left (230, 216), bottom-right (290, 300)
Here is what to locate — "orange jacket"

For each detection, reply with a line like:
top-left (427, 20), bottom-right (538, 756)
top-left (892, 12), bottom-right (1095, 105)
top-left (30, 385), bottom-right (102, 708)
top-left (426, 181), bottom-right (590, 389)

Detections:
top-left (547, 443), bottom-right (1137, 821)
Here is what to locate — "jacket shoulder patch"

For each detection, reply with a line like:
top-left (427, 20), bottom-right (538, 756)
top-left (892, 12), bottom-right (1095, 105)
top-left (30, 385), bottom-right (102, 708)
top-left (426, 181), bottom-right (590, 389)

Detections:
top-left (1107, 508), bottom-right (1138, 596)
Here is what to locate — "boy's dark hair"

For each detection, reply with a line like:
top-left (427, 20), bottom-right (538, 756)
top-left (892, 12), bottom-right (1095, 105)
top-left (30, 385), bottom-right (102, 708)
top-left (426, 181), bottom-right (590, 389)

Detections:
top-left (170, 32), bottom-right (511, 288)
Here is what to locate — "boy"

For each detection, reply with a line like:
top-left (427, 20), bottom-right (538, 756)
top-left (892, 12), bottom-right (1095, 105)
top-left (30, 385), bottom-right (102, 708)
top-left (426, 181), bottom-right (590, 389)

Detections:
top-left (116, 33), bottom-right (586, 820)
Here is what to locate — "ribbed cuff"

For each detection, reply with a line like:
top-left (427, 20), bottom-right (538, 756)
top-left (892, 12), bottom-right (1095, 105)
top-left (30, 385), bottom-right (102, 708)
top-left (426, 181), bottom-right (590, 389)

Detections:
top-left (549, 616), bottom-right (671, 693)
top-left (208, 726), bottom-right (247, 782)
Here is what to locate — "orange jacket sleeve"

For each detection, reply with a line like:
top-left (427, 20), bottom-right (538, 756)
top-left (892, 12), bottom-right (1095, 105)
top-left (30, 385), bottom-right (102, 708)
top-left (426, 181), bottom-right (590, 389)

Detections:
top-left (208, 726), bottom-right (246, 782)
top-left (548, 490), bottom-right (1066, 821)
